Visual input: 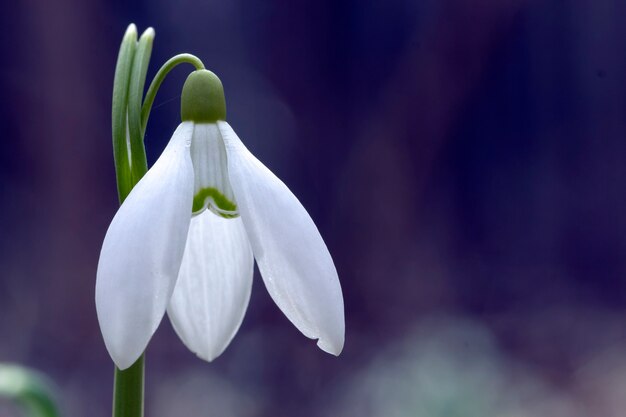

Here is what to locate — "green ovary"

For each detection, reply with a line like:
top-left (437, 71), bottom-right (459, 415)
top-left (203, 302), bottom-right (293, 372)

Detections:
top-left (192, 187), bottom-right (238, 218)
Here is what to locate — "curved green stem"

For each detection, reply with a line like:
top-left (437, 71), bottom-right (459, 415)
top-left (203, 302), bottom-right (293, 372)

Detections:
top-left (141, 54), bottom-right (205, 135)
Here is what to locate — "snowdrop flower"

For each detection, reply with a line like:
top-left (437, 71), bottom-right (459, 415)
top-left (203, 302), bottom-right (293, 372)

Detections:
top-left (96, 70), bottom-right (344, 370)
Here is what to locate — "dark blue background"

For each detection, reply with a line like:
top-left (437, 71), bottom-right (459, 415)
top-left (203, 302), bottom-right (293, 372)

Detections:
top-left (1, 1), bottom-right (625, 416)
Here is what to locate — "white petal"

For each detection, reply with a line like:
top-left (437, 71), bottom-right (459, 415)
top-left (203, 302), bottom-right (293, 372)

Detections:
top-left (167, 211), bottom-right (253, 361)
top-left (218, 121), bottom-right (345, 355)
top-left (96, 122), bottom-right (195, 370)
top-left (189, 123), bottom-right (238, 217)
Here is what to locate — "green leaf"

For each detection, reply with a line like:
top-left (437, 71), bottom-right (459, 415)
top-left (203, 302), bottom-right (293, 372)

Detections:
top-left (111, 24), bottom-right (138, 203)
top-left (127, 28), bottom-right (154, 185)
top-left (0, 364), bottom-right (60, 417)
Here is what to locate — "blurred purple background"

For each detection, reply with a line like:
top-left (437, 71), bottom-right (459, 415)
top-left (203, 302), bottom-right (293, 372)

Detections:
top-left (2, 0), bottom-right (626, 416)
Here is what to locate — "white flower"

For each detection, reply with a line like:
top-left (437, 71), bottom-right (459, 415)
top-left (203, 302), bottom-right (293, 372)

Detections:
top-left (96, 70), bottom-right (344, 370)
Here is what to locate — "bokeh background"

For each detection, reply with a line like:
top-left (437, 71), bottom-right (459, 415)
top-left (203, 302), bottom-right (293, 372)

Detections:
top-left (1, 0), bottom-right (626, 416)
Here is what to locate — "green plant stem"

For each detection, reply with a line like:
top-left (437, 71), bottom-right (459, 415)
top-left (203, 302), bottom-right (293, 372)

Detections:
top-left (113, 355), bottom-right (144, 417)
top-left (141, 54), bottom-right (205, 134)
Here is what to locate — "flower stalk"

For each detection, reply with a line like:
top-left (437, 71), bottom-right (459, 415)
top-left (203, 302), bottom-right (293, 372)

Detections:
top-left (112, 355), bottom-right (144, 417)
top-left (141, 54), bottom-right (205, 134)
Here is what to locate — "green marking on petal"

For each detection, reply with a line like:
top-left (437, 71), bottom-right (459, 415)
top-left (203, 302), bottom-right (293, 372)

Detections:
top-left (192, 187), bottom-right (237, 215)
top-left (216, 212), bottom-right (239, 219)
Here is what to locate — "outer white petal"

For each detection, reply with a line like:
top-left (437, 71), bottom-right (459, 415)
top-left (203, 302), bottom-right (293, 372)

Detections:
top-left (167, 211), bottom-right (253, 361)
top-left (96, 122), bottom-right (195, 370)
top-left (218, 121), bottom-right (345, 355)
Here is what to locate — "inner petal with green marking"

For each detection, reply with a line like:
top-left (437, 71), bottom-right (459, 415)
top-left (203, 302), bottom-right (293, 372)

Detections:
top-left (190, 123), bottom-right (238, 218)
top-left (192, 187), bottom-right (238, 218)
